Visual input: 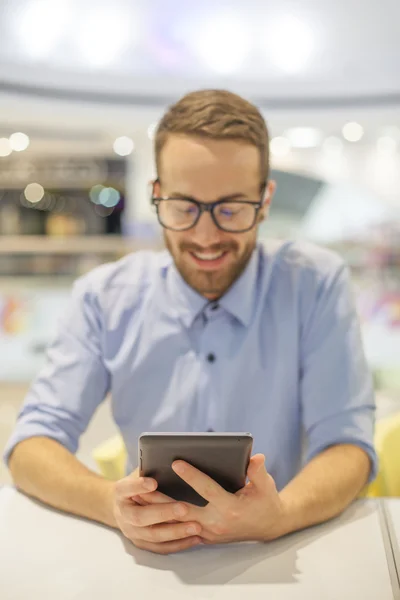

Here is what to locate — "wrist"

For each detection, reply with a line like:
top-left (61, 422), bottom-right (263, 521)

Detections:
top-left (98, 479), bottom-right (118, 529)
top-left (262, 495), bottom-right (293, 542)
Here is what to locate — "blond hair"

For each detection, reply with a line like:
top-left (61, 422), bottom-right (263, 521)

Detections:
top-left (155, 89), bottom-right (270, 186)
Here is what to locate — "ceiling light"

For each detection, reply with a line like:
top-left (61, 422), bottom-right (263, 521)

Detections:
top-left (15, 0), bottom-right (70, 60)
top-left (113, 136), bottom-right (134, 157)
top-left (77, 9), bottom-right (134, 68)
top-left (264, 16), bottom-right (315, 73)
top-left (342, 122), bottom-right (364, 142)
top-left (322, 137), bottom-right (344, 155)
top-left (24, 183), bottom-right (45, 203)
top-left (377, 136), bottom-right (398, 156)
top-left (193, 14), bottom-right (250, 75)
top-left (284, 127), bottom-right (322, 148)
top-left (9, 132), bottom-right (30, 152)
top-left (0, 138), bottom-right (12, 157)
top-left (270, 137), bottom-right (291, 157)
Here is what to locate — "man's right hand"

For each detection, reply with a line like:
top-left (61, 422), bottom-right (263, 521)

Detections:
top-left (112, 470), bottom-right (202, 554)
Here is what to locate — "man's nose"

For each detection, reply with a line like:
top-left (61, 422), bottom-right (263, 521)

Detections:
top-left (190, 210), bottom-right (222, 246)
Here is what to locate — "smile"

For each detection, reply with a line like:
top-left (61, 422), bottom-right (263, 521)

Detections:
top-left (189, 251), bottom-right (229, 270)
top-left (192, 251), bottom-right (224, 261)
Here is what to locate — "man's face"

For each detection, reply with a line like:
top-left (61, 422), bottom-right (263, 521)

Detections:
top-left (155, 134), bottom-right (275, 300)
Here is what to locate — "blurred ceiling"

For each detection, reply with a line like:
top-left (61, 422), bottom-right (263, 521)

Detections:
top-left (0, 0), bottom-right (399, 202)
top-left (0, 0), bottom-right (399, 106)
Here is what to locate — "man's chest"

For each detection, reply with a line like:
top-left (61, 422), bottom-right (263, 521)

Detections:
top-left (104, 305), bottom-right (300, 432)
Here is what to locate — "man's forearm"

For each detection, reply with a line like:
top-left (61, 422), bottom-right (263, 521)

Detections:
top-left (8, 437), bottom-right (117, 528)
top-left (267, 444), bottom-right (371, 540)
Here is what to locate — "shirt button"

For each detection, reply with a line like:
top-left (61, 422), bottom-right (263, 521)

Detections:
top-left (211, 303), bottom-right (219, 311)
top-left (207, 353), bottom-right (216, 363)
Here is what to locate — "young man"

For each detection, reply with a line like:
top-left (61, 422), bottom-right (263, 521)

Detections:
top-left (5, 90), bottom-right (376, 555)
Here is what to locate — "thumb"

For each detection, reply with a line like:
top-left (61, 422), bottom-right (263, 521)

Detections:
top-left (247, 454), bottom-right (269, 490)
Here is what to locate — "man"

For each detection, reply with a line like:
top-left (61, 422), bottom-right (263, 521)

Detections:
top-left (5, 89), bottom-right (376, 555)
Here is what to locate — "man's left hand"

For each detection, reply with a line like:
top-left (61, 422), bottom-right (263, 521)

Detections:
top-left (170, 454), bottom-right (285, 544)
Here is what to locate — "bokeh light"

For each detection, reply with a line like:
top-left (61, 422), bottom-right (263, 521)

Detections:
top-left (263, 16), bottom-right (315, 73)
top-left (89, 185), bottom-right (104, 205)
top-left (377, 136), bottom-right (398, 156)
top-left (193, 13), bottom-right (250, 75)
top-left (342, 122), bottom-right (364, 142)
top-left (9, 132), bottom-right (30, 152)
top-left (15, 0), bottom-right (70, 60)
top-left (270, 136), bottom-right (291, 157)
top-left (24, 183), bottom-right (45, 203)
top-left (113, 136), bottom-right (134, 156)
top-left (76, 9), bottom-right (135, 68)
top-left (98, 187), bottom-right (120, 208)
top-left (0, 138), bottom-right (12, 157)
top-left (285, 127), bottom-right (322, 148)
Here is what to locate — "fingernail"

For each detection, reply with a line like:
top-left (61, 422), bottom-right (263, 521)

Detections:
top-left (174, 503), bottom-right (187, 517)
top-left (143, 479), bottom-right (155, 490)
top-left (173, 462), bottom-right (184, 474)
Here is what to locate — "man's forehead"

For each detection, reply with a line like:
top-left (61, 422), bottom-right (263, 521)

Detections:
top-left (159, 136), bottom-right (261, 188)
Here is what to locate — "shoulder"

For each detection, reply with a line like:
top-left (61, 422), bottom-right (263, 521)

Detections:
top-left (72, 250), bottom-right (171, 304)
top-left (260, 239), bottom-right (346, 287)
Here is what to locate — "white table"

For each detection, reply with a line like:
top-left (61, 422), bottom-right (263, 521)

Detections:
top-left (0, 486), bottom-right (399, 600)
top-left (384, 499), bottom-right (400, 587)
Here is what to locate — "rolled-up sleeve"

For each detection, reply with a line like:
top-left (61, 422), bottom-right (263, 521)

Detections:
top-left (3, 275), bottom-right (110, 465)
top-left (300, 264), bottom-right (378, 482)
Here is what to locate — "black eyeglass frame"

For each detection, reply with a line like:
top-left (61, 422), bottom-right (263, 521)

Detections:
top-left (151, 180), bottom-right (267, 234)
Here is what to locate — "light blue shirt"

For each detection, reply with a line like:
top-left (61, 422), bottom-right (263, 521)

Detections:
top-left (4, 240), bottom-right (377, 490)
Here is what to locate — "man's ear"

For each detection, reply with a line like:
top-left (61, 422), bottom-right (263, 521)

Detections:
top-left (258, 180), bottom-right (276, 221)
top-left (150, 178), bottom-right (161, 200)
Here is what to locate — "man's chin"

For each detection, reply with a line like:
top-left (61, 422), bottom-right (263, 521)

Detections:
top-left (185, 272), bottom-right (233, 299)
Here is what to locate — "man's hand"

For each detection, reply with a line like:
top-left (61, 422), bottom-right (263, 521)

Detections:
top-left (112, 469), bottom-right (202, 554)
top-left (171, 454), bottom-right (285, 544)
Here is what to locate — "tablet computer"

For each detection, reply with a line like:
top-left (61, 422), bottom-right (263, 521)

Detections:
top-left (139, 432), bottom-right (253, 507)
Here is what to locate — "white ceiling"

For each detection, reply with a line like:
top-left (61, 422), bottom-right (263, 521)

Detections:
top-left (0, 0), bottom-right (399, 157)
top-left (0, 0), bottom-right (399, 102)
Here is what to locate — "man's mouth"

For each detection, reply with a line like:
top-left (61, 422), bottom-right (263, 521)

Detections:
top-left (188, 250), bottom-right (229, 270)
top-left (192, 251), bottom-right (224, 261)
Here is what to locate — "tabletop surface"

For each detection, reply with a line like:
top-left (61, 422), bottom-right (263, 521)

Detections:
top-left (0, 486), bottom-right (399, 600)
top-left (385, 499), bottom-right (400, 584)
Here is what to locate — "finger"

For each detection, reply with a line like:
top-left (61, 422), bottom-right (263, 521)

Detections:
top-left (128, 502), bottom-right (190, 528)
top-left (246, 454), bottom-right (271, 491)
top-left (134, 520), bottom-right (202, 544)
top-left (137, 490), bottom-right (175, 504)
top-left (115, 474), bottom-right (157, 500)
top-left (134, 536), bottom-right (202, 555)
top-left (171, 461), bottom-right (232, 509)
top-left (132, 490), bottom-right (175, 506)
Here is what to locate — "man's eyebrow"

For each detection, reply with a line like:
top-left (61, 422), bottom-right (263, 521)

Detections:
top-left (167, 192), bottom-right (249, 201)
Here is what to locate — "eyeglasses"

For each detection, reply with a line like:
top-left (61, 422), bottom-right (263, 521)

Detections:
top-left (151, 196), bottom-right (264, 233)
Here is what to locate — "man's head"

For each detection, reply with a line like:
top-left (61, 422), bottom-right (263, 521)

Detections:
top-left (153, 89), bottom-right (275, 300)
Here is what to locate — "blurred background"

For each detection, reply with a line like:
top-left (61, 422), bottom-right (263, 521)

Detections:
top-left (0, 0), bottom-right (399, 479)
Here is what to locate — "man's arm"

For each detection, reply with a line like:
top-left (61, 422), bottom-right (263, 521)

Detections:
top-left (268, 443), bottom-right (370, 540)
top-left (3, 274), bottom-right (112, 521)
top-left (9, 437), bottom-right (117, 528)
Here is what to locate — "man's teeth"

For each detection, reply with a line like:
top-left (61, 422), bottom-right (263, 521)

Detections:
top-left (193, 251), bottom-right (224, 261)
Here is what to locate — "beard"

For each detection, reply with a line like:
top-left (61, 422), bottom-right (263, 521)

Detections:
top-left (164, 233), bottom-right (256, 299)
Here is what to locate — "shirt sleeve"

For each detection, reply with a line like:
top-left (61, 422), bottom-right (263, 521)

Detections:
top-left (300, 263), bottom-right (378, 482)
top-left (3, 275), bottom-right (110, 465)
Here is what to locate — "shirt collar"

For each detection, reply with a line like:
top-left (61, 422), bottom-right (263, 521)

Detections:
top-left (166, 260), bottom-right (209, 329)
top-left (165, 246), bottom-right (260, 329)
top-left (218, 246), bottom-right (260, 326)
